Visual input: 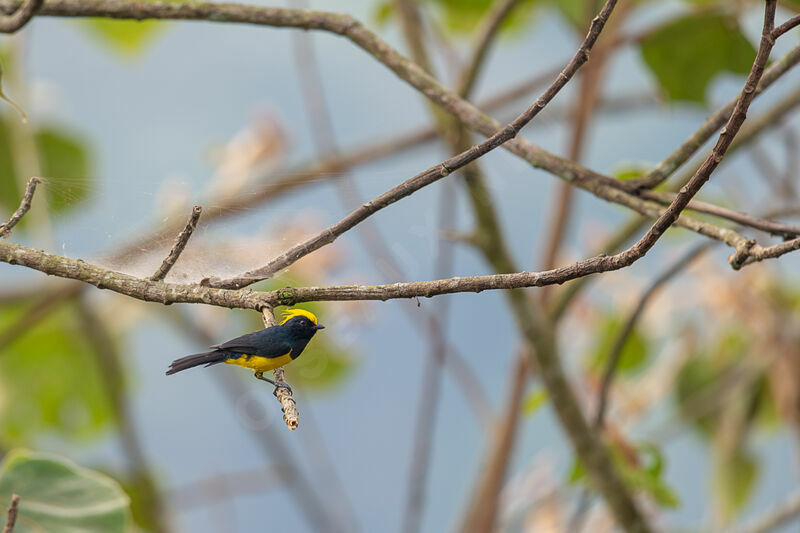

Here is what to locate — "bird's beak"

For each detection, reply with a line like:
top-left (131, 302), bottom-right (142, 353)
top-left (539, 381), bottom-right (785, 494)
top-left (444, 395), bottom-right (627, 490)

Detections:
top-left (315, 324), bottom-right (325, 330)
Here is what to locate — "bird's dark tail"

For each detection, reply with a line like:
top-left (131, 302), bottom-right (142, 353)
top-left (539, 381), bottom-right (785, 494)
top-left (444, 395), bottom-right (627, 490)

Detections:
top-left (166, 351), bottom-right (226, 375)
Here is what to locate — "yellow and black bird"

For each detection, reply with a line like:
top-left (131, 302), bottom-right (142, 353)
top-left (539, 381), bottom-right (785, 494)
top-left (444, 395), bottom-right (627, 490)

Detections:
top-left (166, 308), bottom-right (324, 391)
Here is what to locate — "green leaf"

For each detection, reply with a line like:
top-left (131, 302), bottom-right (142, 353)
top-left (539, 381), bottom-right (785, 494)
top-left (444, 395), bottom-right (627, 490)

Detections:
top-left (589, 313), bottom-right (650, 376)
top-left (566, 456), bottom-right (586, 484)
top-left (118, 471), bottom-right (162, 533)
top-left (78, 0), bottom-right (184, 57)
top-left (640, 13), bottom-right (756, 103)
top-left (567, 442), bottom-right (679, 509)
top-left (622, 444), bottom-right (680, 508)
top-left (674, 356), bottom-right (719, 437)
top-left (80, 19), bottom-right (168, 57)
top-left (714, 446), bottom-right (759, 520)
top-left (36, 127), bottom-right (92, 213)
top-left (0, 449), bottom-right (131, 533)
top-left (522, 389), bottom-right (548, 415)
top-left (613, 163), bottom-right (650, 181)
top-left (0, 303), bottom-right (115, 444)
top-left (421, 0), bottom-right (539, 35)
top-left (620, 459), bottom-right (681, 509)
top-left (372, 1), bottom-right (395, 26)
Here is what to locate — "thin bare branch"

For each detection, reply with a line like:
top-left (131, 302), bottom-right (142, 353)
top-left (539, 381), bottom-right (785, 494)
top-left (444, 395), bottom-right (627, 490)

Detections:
top-left (0, 176), bottom-right (39, 238)
top-left (150, 205), bottom-right (202, 281)
top-left (640, 191), bottom-right (800, 238)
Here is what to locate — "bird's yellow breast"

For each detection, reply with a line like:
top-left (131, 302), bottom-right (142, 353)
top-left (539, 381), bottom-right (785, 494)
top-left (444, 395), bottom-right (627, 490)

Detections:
top-left (224, 352), bottom-right (293, 372)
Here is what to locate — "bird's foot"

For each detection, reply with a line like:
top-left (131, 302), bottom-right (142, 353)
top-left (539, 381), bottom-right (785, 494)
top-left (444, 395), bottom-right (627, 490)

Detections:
top-left (254, 371), bottom-right (293, 397)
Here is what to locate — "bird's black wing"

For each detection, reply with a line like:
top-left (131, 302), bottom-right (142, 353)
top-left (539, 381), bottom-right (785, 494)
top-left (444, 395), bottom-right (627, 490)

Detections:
top-left (211, 329), bottom-right (291, 358)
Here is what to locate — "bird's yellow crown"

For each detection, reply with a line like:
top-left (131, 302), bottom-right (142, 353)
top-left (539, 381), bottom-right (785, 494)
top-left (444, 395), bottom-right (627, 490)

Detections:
top-left (280, 308), bottom-right (319, 325)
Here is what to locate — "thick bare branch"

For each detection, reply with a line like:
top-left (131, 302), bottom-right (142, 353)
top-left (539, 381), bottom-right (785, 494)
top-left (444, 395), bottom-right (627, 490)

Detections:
top-left (3, 219), bottom-right (800, 310)
top-left (0, 177), bottom-right (39, 238)
top-left (0, 0), bottom-right (40, 32)
top-left (150, 205), bottom-right (202, 281)
top-left (0, 240), bottom-right (269, 310)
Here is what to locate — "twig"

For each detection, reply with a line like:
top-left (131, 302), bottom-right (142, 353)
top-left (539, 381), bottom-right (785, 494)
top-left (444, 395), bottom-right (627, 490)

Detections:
top-left (150, 205), bottom-right (202, 281)
top-left (214, 0), bottom-right (621, 289)
top-left (260, 307), bottom-right (298, 430)
top-left (2, 494), bottom-right (18, 533)
top-left (594, 242), bottom-right (712, 429)
top-left (0, 176), bottom-right (39, 238)
top-left (771, 13), bottom-right (800, 40)
top-left (0, 0), bottom-right (40, 32)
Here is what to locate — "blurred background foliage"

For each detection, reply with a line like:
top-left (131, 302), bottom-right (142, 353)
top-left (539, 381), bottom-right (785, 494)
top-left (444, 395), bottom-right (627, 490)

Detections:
top-left (1, 0), bottom-right (800, 531)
